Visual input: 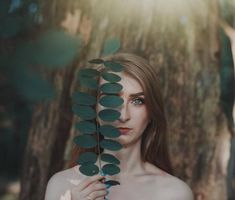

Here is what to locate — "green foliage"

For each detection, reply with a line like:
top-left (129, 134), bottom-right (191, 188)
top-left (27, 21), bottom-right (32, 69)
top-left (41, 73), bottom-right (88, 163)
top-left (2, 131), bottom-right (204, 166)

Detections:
top-left (72, 38), bottom-right (122, 191)
top-left (8, 66), bottom-right (55, 101)
top-left (79, 77), bottom-right (99, 89)
top-left (0, 0), bottom-right (81, 102)
top-left (99, 125), bottom-right (121, 138)
top-left (104, 61), bottom-right (124, 72)
top-left (99, 95), bottom-right (123, 108)
top-left (75, 121), bottom-right (96, 134)
top-left (33, 31), bottom-right (80, 68)
top-left (98, 109), bottom-right (121, 122)
top-left (102, 38), bottom-right (120, 56)
top-left (72, 105), bottom-right (96, 120)
top-left (28, 34), bottom-right (72, 65)
top-left (79, 68), bottom-right (100, 78)
top-left (79, 162), bottom-right (99, 176)
top-left (101, 153), bottom-right (120, 165)
top-left (104, 180), bottom-right (120, 186)
top-left (77, 152), bottom-right (98, 165)
top-left (73, 91), bottom-right (96, 106)
top-left (100, 139), bottom-right (122, 151)
top-left (102, 164), bottom-right (120, 176)
top-left (0, 0), bottom-right (39, 38)
top-left (100, 83), bottom-right (123, 94)
top-left (2, 29), bottom-right (81, 101)
top-left (102, 72), bottom-right (121, 82)
top-left (74, 135), bottom-right (97, 148)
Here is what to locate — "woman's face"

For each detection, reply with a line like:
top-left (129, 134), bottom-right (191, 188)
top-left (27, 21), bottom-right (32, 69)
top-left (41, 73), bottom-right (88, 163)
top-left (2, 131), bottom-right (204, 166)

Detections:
top-left (97, 72), bottom-right (150, 147)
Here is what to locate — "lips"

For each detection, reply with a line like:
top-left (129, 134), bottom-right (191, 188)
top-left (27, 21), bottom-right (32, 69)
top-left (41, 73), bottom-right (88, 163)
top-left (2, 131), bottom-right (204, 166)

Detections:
top-left (118, 127), bottom-right (132, 135)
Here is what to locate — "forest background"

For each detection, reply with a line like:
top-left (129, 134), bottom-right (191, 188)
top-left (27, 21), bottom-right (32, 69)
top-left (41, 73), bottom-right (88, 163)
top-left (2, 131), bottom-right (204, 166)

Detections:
top-left (0, 0), bottom-right (235, 200)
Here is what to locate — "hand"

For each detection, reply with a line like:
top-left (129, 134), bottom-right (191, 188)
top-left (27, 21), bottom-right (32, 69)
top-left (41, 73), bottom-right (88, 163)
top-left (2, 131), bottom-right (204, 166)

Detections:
top-left (71, 174), bottom-right (108, 200)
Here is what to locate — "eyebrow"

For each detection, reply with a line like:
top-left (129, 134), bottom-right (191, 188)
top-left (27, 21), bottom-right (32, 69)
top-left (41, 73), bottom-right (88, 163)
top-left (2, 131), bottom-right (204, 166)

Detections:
top-left (98, 92), bottom-right (144, 97)
top-left (129, 92), bottom-right (144, 97)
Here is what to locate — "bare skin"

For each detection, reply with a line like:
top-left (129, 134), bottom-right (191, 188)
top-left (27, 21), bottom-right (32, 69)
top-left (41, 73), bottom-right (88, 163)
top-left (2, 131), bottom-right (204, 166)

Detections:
top-left (45, 172), bottom-right (107, 200)
top-left (45, 73), bottom-right (193, 200)
top-left (45, 162), bottom-right (193, 200)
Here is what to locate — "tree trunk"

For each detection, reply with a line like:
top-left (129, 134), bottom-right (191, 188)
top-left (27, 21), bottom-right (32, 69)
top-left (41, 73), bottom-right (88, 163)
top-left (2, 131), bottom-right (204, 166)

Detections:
top-left (20, 1), bottom-right (232, 200)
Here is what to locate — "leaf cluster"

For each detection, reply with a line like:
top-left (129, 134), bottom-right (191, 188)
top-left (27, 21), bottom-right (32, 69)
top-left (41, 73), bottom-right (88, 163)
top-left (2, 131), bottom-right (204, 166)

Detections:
top-left (72, 38), bottom-right (123, 188)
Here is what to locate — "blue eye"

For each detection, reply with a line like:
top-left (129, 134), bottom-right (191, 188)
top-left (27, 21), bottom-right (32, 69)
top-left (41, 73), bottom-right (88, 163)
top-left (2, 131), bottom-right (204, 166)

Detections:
top-left (132, 97), bottom-right (145, 105)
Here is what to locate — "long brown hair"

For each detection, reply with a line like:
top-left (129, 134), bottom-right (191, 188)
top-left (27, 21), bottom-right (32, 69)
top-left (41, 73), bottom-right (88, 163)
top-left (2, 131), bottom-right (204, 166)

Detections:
top-left (70, 53), bottom-right (173, 174)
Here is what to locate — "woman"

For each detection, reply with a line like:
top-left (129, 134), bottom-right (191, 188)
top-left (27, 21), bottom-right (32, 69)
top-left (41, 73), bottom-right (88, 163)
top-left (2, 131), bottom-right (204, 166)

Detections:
top-left (45, 53), bottom-right (194, 200)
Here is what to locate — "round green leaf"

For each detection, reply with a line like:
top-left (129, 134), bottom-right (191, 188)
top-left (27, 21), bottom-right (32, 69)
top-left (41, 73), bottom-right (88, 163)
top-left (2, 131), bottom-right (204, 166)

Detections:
top-left (98, 109), bottom-right (120, 122)
top-left (72, 105), bottom-right (96, 120)
top-left (73, 91), bottom-right (96, 105)
top-left (79, 77), bottom-right (98, 89)
top-left (9, 66), bottom-right (55, 101)
top-left (75, 121), bottom-right (96, 134)
top-left (100, 83), bottom-right (122, 94)
top-left (77, 152), bottom-right (98, 165)
top-left (74, 135), bottom-right (97, 148)
top-left (100, 139), bottom-right (122, 151)
top-left (101, 153), bottom-right (120, 165)
top-left (104, 180), bottom-right (120, 186)
top-left (104, 61), bottom-right (124, 72)
top-left (99, 125), bottom-right (120, 138)
top-left (79, 162), bottom-right (99, 176)
top-left (33, 30), bottom-right (79, 68)
top-left (79, 68), bottom-right (99, 78)
top-left (102, 38), bottom-right (120, 56)
top-left (99, 95), bottom-right (123, 108)
top-left (101, 72), bottom-right (121, 82)
top-left (102, 164), bottom-right (120, 175)
top-left (88, 59), bottom-right (104, 64)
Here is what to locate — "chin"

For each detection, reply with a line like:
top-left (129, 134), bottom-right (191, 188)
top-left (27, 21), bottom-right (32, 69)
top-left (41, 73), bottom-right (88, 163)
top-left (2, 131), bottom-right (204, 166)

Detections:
top-left (116, 135), bottom-right (141, 147)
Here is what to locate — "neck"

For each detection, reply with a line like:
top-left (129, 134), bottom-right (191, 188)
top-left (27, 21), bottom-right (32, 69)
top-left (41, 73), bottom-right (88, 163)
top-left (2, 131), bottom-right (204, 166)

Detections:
top-left (102, 139), bottom-right (145, 176)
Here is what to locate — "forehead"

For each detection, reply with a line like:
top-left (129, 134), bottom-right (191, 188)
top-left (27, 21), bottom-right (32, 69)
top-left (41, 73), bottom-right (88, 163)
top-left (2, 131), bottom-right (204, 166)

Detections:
top-left (99, 72), bottom-right (144, 94)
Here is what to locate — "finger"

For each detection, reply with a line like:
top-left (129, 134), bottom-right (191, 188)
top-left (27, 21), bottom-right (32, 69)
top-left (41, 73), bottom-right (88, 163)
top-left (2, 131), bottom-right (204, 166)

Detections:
top-left (88, 189), bottom-right (107, 199)
top-left (82, 182), bottom-right (106, 197)
top-left (71, 182), bottom-right (105, 200)
top-left (78, 175), bottom-right (105, 191)
top-left (96, 197), bottom-right (106, 200)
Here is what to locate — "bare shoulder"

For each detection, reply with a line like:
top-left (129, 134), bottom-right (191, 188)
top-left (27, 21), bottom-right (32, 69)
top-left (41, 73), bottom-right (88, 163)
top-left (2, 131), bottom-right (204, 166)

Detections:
top-left (45, 166), bottom-right (81, 200)
top-left (145, 163), bottom-right (194, 200)
top-left (162, 173), bottom-right (194, 200)
top-left (151, 172), bottom-right (194, 200)
top-left (46, 167), bottom-right (78, 187)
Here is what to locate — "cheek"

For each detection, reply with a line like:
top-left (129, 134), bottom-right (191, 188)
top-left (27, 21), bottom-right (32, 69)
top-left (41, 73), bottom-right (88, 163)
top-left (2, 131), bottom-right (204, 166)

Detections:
top-left (133, 107), bottom-right (149, 129)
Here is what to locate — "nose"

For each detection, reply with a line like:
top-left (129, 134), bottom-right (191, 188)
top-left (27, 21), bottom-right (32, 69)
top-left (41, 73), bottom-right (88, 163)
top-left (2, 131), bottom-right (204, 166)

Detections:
top-left (118, 101), bottom-right (130, 122)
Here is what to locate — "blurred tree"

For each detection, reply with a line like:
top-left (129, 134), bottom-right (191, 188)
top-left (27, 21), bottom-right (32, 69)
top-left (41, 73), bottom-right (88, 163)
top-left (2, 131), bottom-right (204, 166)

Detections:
top-left (219, 18), bottom-right (235, 200)
top-left (0, 0), bottom-right (80, 199)
top-left (17, 0), bottom-right (235, 200)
